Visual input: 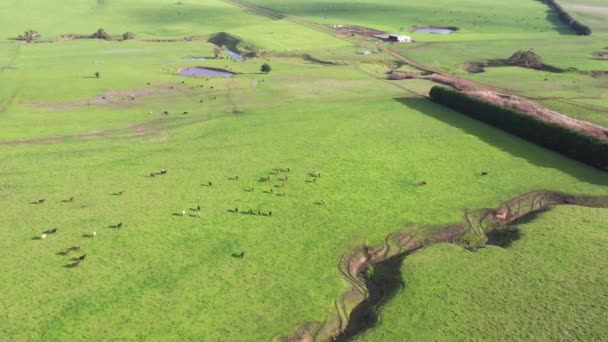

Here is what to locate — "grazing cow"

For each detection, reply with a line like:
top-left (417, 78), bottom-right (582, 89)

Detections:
top-left (235, 207), bottom-right (239, 213)
top-left (38, 199), bottom-right (45, 204)
top-left (41, 233), bottom-right (47, 240)
top-left (197, 205), bottom-right (201, 211)
top-left (117, 222), bottom-right (123, 228)
top-left (240, 251), bottom-right (245, 258)
top-left (208, 181), bottom-right (212, 186)
top-left (68, 197), bottom-right (74, 202)
top-left (159, 169), bottom-right (167, 175)
top-left (182, 210), bottom-right (186, 216)
top-left (150, 173), bottom-right (156, 177)
top-left (313, 178), bottom-right (316, 183)
top-left (418, 181), bottom-right (427, 186)
top-left (78, 254), bottom-right (87, 261)
top-left (92, 232), bottom-right (97, 238)
top-left (68, 260), bottom-right (81, 268)
top-left (235, 176), bottom-right (239, 180)
top-left (269, 211), bottom-right (272, 217)
top-left (183, 111), bottom-right (188, 115)
top-left (481, 172), bottom-right (489, 176)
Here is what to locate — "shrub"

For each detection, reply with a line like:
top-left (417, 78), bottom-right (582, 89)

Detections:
top-left (122, 32), bottom-right (135, 40)
top-left (507, 50), bottom-right (543, 69)
top-left (91, 28), bottom-right (112, 40)
top-left (261, 63), bottom-right (272, 73)
top-left (18, 30), bottom-right (40, 42)
top-left (429, 86), bottom-right (608, 171)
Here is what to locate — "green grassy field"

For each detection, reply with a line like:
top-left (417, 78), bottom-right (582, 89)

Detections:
top-left (0, 0), bottom-right (607, 340)
top-left (358, 205), bottom-right (608, 341)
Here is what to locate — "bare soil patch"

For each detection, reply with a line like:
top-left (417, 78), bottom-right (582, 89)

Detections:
top-left (588, 71), bottom-right (608, 78)
top-left (329, 24), bottom-right (386, 37)
top-left (27, 84), bottom-right (187, 111)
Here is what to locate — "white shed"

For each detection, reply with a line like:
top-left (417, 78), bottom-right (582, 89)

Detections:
top-left (388, 34), bottom-right (412, 43)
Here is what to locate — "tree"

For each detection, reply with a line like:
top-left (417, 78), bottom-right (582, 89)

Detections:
top-left (122, 32), bottom-right (135, 40)
top-left (213, 46), bottom-right (223, 59)
top-left (18, 30), bottom-right (40, 42)
top-left (95, 72), bottom-right (100, 79)
top-left (91, 28), bottom-right (112, 40)
top-left (261, 63), bottom-right (272, 73)
top-left (507, 50), bottom-right (543, 69)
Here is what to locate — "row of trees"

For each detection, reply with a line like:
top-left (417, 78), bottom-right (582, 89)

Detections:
top-left (543, 0), bottom-right (592, 36)
top-left (429, 86), bottom-right (608, 171)
top-left (16, 28), bottom-right (135, 42)
top-left (91, 28), bottom-right (135, 40)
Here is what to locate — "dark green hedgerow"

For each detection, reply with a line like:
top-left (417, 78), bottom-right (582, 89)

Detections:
top-left (429, 86), bottom-right (608, 171)
top-left (542, 0), bottom-right (592, 36)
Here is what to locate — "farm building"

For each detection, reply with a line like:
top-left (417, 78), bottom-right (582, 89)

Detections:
top-left (388, 34), bottom-right (412, 43)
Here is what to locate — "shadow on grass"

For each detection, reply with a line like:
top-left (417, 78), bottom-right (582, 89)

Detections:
top-left (393, 97), bottom-right (608, 186)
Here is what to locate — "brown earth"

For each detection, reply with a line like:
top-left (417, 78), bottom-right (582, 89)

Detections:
top-left (26, 84), bottom-right (188, 111)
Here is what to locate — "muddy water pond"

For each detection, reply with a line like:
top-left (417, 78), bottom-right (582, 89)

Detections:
top-left (226, 50), bottom-right (245, 61)
top-left (179, 67), bottom-right (234, 77)
top-left (413, 27), bottom-right (457, 34)
top-left (183, 56), bottom-right (207, 61)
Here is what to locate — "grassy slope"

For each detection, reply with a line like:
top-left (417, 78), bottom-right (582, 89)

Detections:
top-left (358, 205), bottom-right (608, 341)
top-left (0, 0), bottom-right (607, 340)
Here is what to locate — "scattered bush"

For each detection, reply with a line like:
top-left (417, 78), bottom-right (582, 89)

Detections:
top-left (261, 63), bottom-right (272, 74)
top-left (91, 28), bottom-right (111, 40)
top-left (17, 30), bottom-right (40, 42)
top-left (122, 32), bottom-right (135, 40)
top-left (429, 86), bottom-right (608, 171)
top-left (507, 50), bottom-right (543, 70)
top-left (543, 0), bottom-right (592, 36)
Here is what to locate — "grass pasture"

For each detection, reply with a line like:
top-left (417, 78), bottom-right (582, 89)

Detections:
top-left (358, 205), bottom-right (608, 341)
top-left (0, 0), bottom-right (607, 340)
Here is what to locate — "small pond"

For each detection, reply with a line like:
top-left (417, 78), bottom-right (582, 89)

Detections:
top-left (413, 27), bottom-right (457, 34)
top-left (183, 56), bottom-right (207, 61)
top-left (226, 50), bottom-right (245, 61)
top-left (179, 67), bottom-right (234, 77)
